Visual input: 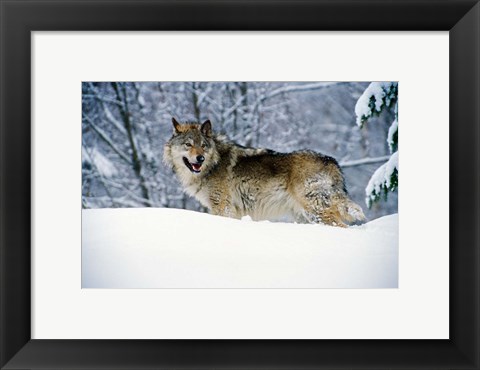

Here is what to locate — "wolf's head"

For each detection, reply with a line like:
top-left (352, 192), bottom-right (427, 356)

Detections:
top-left (163, 118), bottom-right (219, 179)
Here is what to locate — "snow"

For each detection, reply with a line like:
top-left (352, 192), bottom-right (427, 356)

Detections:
top-left (82, 208), bottom-right (398, 289)
top-left (355, 82), bottom-right (395, 126)
top-left (387, 118), bottom-right (398, 153)
top-left (365, 152), bottom-right (399, 205)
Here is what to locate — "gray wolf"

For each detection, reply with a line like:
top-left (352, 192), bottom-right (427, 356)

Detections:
top-left (163, 118), bottom-right (366, 227)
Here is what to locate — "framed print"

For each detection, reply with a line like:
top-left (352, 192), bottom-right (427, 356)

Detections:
top-left (1, 1), bottom-right (479, 369)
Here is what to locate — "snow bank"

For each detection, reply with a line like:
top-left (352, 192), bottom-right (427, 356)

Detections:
top-left (82, 208), bottom-right (398, 288)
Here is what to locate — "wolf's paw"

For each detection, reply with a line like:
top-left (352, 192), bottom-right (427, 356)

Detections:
top-left (347, 203), bottom-right (366, 222)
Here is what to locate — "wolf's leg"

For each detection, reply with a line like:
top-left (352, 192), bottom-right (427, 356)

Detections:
top-left (291, 190), bottom-right (346, 227)
top-left (304, 206), bottom-right (348, 227)
top-left (210, 202), bottom-right (233, 217)
top-left (293, 212), bottom-right (310, 224)
top-left (318, 206), bottom-right (348, 228)
top-left (210, 194), bottom-right (238, 218)
top-left (290, 166), bottom-right (365, 227)
top-left (288, 172), bottom-right (337, 226)
top-left (336, 198), bottom-right (366, 224)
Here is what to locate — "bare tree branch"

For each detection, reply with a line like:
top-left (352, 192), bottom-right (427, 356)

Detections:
top-left (340, 155), bottom-right (391, 168)
top-left (83, 114), bottom-right (132, 164)
top-left (261, 82), bottom-right (339, 103)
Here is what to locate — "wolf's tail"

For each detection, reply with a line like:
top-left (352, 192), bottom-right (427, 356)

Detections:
top-left (338, 199), bottom-right (366, 224)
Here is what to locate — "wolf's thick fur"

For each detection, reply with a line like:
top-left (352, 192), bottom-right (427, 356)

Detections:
top-left (163, 118), bottom-right (366, 227)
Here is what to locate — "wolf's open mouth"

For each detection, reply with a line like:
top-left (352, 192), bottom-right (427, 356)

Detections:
top-left (183, 157), bottom-right (202, 173)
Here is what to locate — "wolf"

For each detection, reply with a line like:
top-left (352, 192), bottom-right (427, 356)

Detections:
top-left (163, 118), bottom-right (366, 227)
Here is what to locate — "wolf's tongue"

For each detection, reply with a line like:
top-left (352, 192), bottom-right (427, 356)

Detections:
top-left (192, 163), bottom-right (201, 170)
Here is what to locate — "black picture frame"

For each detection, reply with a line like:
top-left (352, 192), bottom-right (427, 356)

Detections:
top-left (1, 1), bottom-right (479, 369)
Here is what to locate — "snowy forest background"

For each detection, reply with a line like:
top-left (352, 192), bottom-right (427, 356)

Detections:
top-left (82, 82), bottom-right (398, 221)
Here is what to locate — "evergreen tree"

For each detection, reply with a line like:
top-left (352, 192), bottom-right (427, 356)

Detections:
top-left (355, 82), bottom-right (398, 208)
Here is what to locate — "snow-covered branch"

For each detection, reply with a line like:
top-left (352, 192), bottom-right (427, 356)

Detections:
top-left (355, 82), bottom-right (397, 127)
top-left (102, 178), bottom-right (158, 207)
top-left (263, 82), bottom-right (338, 102)
top-left (340, 155), bottom-right (391, 168)
top-left (102, 103), bottom-right (127, 135)
top-left (222, 95), bottom-right (246, 121)
top-left (83, 94), bottom-right (125, 108)
top-left (83, 83), bottom-right (125, 108)
top-left (83, 114), bottom-right (132, 164)
top-left (253, 82), bottom-right (338, 108)
top-left (365, 152), bottom-right (398, 208)
top-left (387, 118), bottom-right (398, 153)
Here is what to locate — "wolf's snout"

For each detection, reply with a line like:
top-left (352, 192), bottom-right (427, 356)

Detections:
top-left (196, 155), bottom-right (205, 163)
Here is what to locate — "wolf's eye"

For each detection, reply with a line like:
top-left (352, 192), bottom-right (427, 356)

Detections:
top-left (201, 143), bottom-right (207, 148)
top-left (185, 143), bottom-right (192, 148)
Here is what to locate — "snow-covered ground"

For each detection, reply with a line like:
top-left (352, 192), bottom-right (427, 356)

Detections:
top-left (82, 208), bottom-right (398, 288)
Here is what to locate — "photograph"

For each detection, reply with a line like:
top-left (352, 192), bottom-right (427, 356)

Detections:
top-left (81, 81), bottom-right (399, 288)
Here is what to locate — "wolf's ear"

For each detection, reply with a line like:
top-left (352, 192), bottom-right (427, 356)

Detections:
top-left (172, 117), bottom-right (181, 134)
top-left (201, 120), bottom-right (212, 137)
